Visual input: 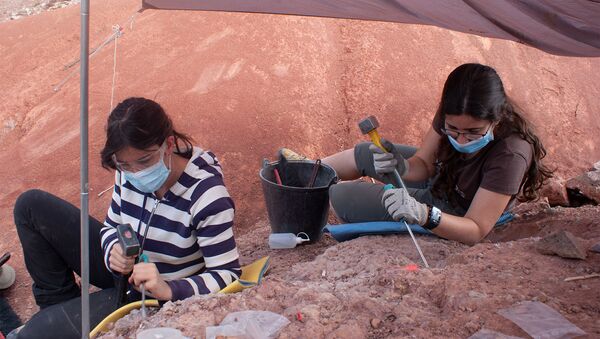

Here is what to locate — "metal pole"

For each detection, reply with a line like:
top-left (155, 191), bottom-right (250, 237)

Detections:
top-left (80, 0), bottom-right (90, 337)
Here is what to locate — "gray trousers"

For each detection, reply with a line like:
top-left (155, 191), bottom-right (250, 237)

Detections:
top-left (329, 142), bottom-right (466, 223)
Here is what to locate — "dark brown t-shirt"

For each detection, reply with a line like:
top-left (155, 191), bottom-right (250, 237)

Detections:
top-left (432, 112), bottom-right (533, 211)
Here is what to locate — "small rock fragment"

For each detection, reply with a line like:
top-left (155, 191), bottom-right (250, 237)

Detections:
top-left (536, 230), bottom-right (587, 259)
top-left (385, 314), bottom-right (397, 322)
top-left (468, 291), bottom-right (487, 299)
top-left (539, 177), bottom-right (569, 206)
top-left (590, 242), bottom-right (600, 253)
top-left (370, 318), bottom-right (382, 329)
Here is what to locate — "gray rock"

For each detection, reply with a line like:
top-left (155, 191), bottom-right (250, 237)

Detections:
top-left (566, 171), bottom-right (600, 205)
top-left (535, 230), bottom-right (587, 259)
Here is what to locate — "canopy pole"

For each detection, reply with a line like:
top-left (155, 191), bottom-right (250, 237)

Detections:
top-left (80, 0), bottom-right (90, 338)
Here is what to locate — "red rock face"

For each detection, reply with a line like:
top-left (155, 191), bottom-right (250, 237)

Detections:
top-left (2, 0), bottom-right (599, 231)
top-left (1, 0), bottom-right (600, 325)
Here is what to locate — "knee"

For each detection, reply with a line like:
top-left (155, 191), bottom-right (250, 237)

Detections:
top-left (328, 184), bottom-right (342, 206)
top-left (328, 184), bottom-right (347, 222)
top-left (354, 142), bottom-right (371, 158)
top-left (14, 189), bottom-right (46, 224)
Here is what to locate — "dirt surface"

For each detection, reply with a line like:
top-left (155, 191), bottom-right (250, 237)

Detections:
top-left (0, 0), bottom-right (599, 337)
top-left (97, 205), bottom-right (600, 339)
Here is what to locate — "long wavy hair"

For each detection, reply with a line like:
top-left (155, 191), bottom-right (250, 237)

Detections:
top-left (100, 97), bottom-right (194, 170)
top-left (431, 63), bottom-right (553, 204)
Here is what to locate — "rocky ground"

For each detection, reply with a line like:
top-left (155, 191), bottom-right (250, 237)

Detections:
top-left (97, 204), bottom-right (600, 339)
top-left (0, 0), bottom-right (78, 22)
top-left (93, 166), bottom-right (600, 339)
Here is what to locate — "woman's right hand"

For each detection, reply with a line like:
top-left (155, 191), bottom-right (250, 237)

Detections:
top-left (109, 243), bottom-right (136, 274)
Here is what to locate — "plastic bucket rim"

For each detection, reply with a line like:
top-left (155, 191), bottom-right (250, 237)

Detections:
top-left (259, 160), bottom-right (338, 191)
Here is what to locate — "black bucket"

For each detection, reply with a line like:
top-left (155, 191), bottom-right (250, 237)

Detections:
top-left (259, 160), bottom-right (338, 243)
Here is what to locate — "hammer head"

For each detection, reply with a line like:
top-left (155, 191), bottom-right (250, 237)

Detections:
top-left (358, 116), bottom-right (380, 135)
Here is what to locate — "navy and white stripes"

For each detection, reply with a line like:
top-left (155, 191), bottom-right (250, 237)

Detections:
top-left (100, 147), bottom-right (241, 301)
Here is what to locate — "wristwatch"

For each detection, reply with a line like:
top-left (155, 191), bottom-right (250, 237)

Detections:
top-left (424, 205), bottom-right (442, 230)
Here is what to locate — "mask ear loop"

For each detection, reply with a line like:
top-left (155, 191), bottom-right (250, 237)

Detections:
top-left (296, 232), bottom-right (310, 243)
top-left (167, 148), bottom-right (172, 171)
top-left (161, 140), bottom-right (173, 171)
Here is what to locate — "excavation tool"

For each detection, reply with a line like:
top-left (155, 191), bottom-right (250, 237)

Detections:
top-left (0, 252), bottom-right (16, 290)
top-left (138, 253), bottom-right (149, 318)
top-left (136, 199), bottom-right (161, 318)
top-left (358, 116), bottom-right (429, 268)
top-left (0, 252), bottom-right (10, 267)
top-left (116, 223), bottom-right (148, 318)
top-left (115, 223), bottom-right (140, 309)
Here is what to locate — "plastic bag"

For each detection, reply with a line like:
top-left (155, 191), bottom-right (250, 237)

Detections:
top-left (468, 328), bottom-right (524, 339)
top-left (205, 310), bottom-right (290, 339)
top-left (137, 327), bottom-right (189, 339)
top-left (498, 301), bottom-right (586, 339)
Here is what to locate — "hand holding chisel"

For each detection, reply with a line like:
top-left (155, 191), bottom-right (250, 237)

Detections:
top-left (359, 116), bottom-right (430, 268)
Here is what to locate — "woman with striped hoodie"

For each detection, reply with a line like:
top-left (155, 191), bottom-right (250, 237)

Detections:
top-left (12, 97), bottom-right (241, 338)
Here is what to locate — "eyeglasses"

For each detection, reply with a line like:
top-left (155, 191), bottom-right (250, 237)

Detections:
top-left (440, 123), bottom-right (493, 142)
top-left (112, 144), bottom-right (165, 172)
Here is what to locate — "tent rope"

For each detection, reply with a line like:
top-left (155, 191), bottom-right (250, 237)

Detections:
top-left (53, 8), bottom-right (141, 92)
top-left (109, 25), bottom-right (122, 112)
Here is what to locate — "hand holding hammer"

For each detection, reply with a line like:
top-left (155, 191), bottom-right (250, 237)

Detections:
top-left (358, 116), bottom-right (430, 268)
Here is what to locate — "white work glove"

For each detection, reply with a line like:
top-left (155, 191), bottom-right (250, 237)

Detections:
top-left (369, 139), bottom-right (409, 176)
top-left (382, 188), bottom-right (428, 225)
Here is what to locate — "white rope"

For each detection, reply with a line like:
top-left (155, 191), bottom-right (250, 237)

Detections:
top-left (109, 25), bottom-right (121, 112)
top-left (97, 185), bottom-right (113, 197)
top-left (53, 8), bottom-right (141, 92)
top-left (129, 11), bottom-right (136, 30)
top-left (54, 28), bottom-right (122, 92)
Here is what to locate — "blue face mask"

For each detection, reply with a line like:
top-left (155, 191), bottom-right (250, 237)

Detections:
top-left (447, 127), bottom-right (494, 154)
top-left (123, 149), bottom-right (171, 193)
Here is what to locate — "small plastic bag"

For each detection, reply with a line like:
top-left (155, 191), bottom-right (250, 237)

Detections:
top-left (205, 310), bottom-right (290, 339)
top-left (137, 327), bottom-right (189, 339)
top-left (498, 301), bottom-right (586, 339)
top-left (468, 328), bottom-right (524, 339)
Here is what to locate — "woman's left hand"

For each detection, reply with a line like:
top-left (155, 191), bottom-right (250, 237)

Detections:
top-left (129, 262), bottom-right (172, 301)
top-left (382, 188), bottom-right (428, 225)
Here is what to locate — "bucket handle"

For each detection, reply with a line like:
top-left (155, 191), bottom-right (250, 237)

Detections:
top-left (262, 158), bottom-right (270, 169)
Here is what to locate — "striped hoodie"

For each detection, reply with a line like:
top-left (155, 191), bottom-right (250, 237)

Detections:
top-left (100, 147), bottom-right (241, 301)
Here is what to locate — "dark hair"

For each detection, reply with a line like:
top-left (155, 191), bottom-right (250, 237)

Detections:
top-left (432, 63), bottom-right (553, 204)
top-left (100, 97), bottom-right (194, 170)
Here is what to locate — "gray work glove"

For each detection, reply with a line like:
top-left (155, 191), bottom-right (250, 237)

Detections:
top-left (369, 138), bottom-right (409, 176)
top-left (382, 188), bottom-right (428, 225)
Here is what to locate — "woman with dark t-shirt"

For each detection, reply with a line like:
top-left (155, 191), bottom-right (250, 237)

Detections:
top-left (322, 63), bottom-right (552, 245)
